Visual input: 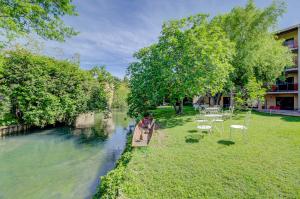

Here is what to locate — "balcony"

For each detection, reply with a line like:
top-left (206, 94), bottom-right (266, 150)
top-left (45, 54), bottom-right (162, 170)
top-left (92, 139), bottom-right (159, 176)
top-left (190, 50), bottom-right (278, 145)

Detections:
top-left (269, 83), bottom-right (298, 93)
top-left (285, 67), bottom-right (298, 72)
top-left (285, 55), bottom-right (298, 72)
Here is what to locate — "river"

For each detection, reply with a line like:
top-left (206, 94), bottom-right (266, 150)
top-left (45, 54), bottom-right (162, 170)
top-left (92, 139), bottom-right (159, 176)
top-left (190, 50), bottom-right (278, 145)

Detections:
top-left (0, 110), bottom-right (132, 199)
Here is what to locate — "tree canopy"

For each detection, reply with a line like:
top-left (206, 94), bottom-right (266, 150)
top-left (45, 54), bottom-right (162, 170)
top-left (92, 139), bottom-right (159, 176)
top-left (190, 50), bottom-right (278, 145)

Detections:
top-left (127, 0), bottom-right (293, 117)
top-left (0, 0), bottom-right (78, 46)
top-left (0, 48), bottom-right (111, 127)
top-left (214, 0), bottom-right (293, 106)
top-left (128, 15), bottom-right (235, 117)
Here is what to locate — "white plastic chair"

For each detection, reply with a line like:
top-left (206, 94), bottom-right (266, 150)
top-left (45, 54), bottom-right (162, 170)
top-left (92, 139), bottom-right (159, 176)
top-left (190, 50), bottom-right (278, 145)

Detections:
top-left (197, 124), bottom-right (212, 134)
top-left (212, 117), bottom-right (224, 136)
top-left (193, 104), bottom-right (199, 111)
top-left (229, 111), bottom-right (251, 142)
top-left (205, 107), bottom-right (220, 114)
top-left (197, 114), bottom-right (213, 134)
top-left (196, 109), bottom-right (208, 123)
top-left (223, 106), bottom-right (234, 120)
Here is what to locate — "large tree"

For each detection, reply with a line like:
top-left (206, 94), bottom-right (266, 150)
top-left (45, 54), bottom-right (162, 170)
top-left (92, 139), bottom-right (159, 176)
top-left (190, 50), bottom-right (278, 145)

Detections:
top-left (0, 0), bottom-right (78, 45)
top-left (128, 15), bottom-right (235, 117)
top-left (213, 0), bottom-right (293, 106)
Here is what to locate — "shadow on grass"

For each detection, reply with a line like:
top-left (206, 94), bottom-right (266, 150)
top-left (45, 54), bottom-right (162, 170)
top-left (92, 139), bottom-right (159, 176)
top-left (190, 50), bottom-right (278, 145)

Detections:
top-left (158, 118), bottom-right (186, 129)
top-left (253, 110), bottom-right (300, 123)
top-left (217, 140), bottom-right (235, 146)
top-left (281, 116), bottom-right (300, 122)
top-left (231, 115), bottom-right (244, 120)
top-left (152, 106), bottom-right (198, 129)
top-left (188, 129), bottom-right (198, 133)
top-left (185, 134), bottom-right (204, 143)
top-left (184, 117), bottom-right (193, 122)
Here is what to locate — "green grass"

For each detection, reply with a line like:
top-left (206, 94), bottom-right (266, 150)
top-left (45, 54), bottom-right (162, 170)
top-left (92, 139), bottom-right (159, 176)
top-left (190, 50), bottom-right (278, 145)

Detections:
top-left (120, 106), bottom-right (300, 198)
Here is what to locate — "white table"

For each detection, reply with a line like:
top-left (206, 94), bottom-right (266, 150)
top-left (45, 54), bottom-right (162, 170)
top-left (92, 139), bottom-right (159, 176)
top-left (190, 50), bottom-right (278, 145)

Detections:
top-left (204, 114), bottom-right (223, 118)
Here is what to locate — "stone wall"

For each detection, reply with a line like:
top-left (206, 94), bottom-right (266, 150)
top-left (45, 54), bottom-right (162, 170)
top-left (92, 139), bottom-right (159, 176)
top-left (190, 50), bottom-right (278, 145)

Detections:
top-left (74, 112), bottom-right (95, 128)
top-left (0, 125), bottom-right (30, 136)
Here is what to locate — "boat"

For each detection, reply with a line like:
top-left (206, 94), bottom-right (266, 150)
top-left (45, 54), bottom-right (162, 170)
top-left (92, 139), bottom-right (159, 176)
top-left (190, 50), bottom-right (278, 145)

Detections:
top-left (132, 117), bottom-right (155, 147)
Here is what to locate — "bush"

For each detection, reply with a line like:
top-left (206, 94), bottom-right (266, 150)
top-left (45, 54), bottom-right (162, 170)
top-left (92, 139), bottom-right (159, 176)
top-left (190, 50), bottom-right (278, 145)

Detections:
top-left (94, 135), bottom-right (133, 199)
top-left (0, 113), bottom-right (18, 126)
top-left (0, 48), bottom-right (111, 127)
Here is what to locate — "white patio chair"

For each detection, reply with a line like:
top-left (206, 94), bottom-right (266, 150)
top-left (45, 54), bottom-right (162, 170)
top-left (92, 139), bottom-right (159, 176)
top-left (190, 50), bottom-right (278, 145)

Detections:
top-left (196, 109), bottom-right (208, 123)
top-left (206, 107), bottom-right (221, 114)
top-left (193, 104), bottom-right (199, 111)
top-left (197, 124), bottom-right (212, 134)
top-left (212, 116), bottom-right (224, 136)
top-left (197, 117), bottom-right (213, 134)
top-left (229, 111), bottom-right (251, 142)
top-left (200, 104), bottom-right (209, 110)
top-left (223, 106), bottom-right (234, 120)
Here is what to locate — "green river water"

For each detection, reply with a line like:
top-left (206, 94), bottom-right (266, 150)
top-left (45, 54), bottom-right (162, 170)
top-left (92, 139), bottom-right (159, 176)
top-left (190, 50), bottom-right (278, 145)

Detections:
top-left (0, 111), bottom-right (132, 199)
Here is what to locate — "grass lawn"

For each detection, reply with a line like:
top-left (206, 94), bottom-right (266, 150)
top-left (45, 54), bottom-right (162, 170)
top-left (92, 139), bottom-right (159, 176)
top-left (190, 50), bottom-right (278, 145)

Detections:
top-left (120, 106), bottom-right (300, 198)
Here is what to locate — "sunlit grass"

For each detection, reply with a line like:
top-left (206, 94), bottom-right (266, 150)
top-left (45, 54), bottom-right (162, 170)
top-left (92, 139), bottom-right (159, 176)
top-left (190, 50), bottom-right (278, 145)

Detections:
top-left (121, 106), bottom-right (300, 198)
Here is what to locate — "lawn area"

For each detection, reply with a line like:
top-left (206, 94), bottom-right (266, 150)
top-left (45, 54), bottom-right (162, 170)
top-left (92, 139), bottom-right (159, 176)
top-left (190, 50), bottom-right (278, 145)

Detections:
top-left (120, 106), bottom-right (300, 198)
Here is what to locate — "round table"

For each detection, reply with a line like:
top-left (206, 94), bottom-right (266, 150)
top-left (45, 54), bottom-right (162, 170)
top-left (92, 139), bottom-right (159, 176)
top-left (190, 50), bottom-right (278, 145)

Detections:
top-left (204, 114), bottom-right (223, 118)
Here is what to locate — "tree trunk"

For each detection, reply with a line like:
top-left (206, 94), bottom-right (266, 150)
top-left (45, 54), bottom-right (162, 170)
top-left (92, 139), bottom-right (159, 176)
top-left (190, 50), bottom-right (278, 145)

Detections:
top-left (213, 93), bottom-right (222, 105)
top-left (173, 100), bottom-right (184, 115)
top-left (178, 99), bottom-right (183, 114)
top-left (217, 94), bottom-right (222, 105)
top-left (173, 104), bottom-right (178, 113)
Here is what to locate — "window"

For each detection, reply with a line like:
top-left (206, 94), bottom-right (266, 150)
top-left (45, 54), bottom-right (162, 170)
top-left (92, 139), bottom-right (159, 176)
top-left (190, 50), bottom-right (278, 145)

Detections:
top-left (284, 38), bottom-right (295, 48)
top-left (276, 77), bottom-right (294, 85)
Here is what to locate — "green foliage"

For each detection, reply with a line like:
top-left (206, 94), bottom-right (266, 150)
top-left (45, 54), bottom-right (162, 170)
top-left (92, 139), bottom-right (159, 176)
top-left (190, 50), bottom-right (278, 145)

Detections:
top-left (112, 79), bottom-right (129, 110)
top-left (0, 0), bottom-right (78, 46)
top-left (93, 134), bottom-right (133, 199)
top-left (128, 15), bottom-right (235, 117)
top-left (245, 77), bottom-right (266, 103)
top-left (88, 66), bottom-right (114, 111)
top-left (127, 0), bottom-right (293, 116)
top-left (0, 113), bottom-right (17, 126)
top-left (213, 0), bottom-right (293, 104)
top-left (0, 48), bottom-right (109, 127)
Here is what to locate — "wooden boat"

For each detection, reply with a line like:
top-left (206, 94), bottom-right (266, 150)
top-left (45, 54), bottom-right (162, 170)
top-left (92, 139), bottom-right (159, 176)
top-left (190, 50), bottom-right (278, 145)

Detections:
top-left (132, 117), bottom-right (155, 147)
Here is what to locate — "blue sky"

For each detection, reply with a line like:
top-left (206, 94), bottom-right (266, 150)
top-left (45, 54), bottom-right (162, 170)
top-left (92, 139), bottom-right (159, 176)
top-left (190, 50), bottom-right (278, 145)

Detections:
top-left (42, 0), bottom-right (300, 78)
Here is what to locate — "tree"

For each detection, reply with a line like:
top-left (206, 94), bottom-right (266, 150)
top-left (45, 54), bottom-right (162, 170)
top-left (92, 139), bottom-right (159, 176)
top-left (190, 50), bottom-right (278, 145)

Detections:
top-left (212, 0), bottom-right (293, 107)
top-left (112, 78), bottom-right (129, 110)
top-left (128, 0), bottom-right (293, 117)
top-left (128, 15), bottom-right (235, 117)
top-left (0, 0), bottom-right (78, 46)
top-left (89, 66), bottom-right (113, 110)
top-left (0, 53), bottom-right (12, 124)
top-left (88, 66), bottom-right (115, 111)
top-left (0, 48), bottom-right (112, 127)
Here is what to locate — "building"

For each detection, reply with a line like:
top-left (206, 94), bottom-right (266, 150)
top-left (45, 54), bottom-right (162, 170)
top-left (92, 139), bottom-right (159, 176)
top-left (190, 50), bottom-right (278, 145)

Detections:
top-left (264, 24), bottom-right (300, 111)
top-left (193, 24), bottom-right (300, 111)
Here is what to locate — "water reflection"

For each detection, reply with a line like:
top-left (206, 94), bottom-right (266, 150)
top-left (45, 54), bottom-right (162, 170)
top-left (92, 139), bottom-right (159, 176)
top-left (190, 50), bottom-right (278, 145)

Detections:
top-left (0, 110), bottom-right (133, 199)
top-left (73, 112), bottom-right (118, 145)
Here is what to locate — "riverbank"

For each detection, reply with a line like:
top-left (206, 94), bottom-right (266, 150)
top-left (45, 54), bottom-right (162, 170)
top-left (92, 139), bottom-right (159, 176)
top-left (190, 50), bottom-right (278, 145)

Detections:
top-left (0, 112), bottom-right (97, 137)
top-left (113, 106), bottom-right (300, 198)
top-left (93, 133), bottom-right (133, 199)
top-left (0, 124), bottom-right (30, 136)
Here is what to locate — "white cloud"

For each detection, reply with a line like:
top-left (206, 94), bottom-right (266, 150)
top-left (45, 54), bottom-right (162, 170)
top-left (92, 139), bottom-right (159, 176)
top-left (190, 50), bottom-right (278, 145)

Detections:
top-left (39, 0), bottom-right (300, 78)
